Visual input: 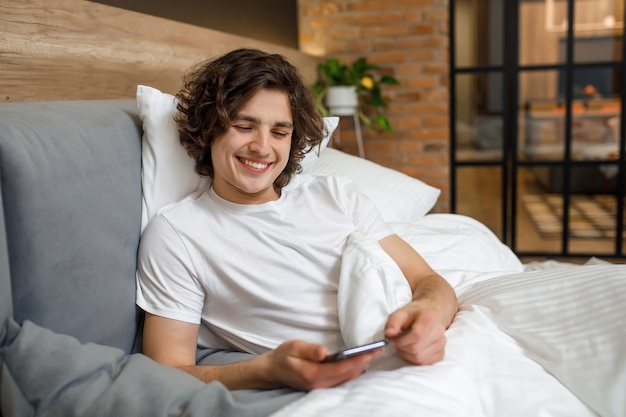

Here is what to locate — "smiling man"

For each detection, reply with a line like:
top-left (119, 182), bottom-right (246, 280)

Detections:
top-left (135, 48), bottom-right (458, 398)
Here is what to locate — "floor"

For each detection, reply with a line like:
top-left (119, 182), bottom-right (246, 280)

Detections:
top-left (455, 165), bottom-right (625, 264)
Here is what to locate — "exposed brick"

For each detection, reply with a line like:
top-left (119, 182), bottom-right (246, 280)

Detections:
top-left (299, 33), bottom-right (314, 44)
top-left (423, 115), bottom-right (449, 127)
top-left (396, 116), bottom-right (423, 129)
top-left (363, 25), bottom-right (411, 38)
top-left (397, 0), bottom-right (436, 7)
top-left (422, 140), bottom-right (448, 153)
top-left (327, 27), bottom-right (363, 41)
top-left (409, 102), bottom-right (449, 114)
top-left (423, 63), bottom-right (448, 74)
top-left (396, 91), bottom-right (423, 102)
top-left (410, 128), bottom-right (449, 140)
top-left (405, 11), bottom-right (424, 22)
top-left (310, 16), bottom-right (334, 30)
top-left (411, 24), bottom-right (437, 35)
top-left (373, 51), bottom-right (407, 63)
top-left (406, 76), bottom-right (438, 89)
top-left (421, 36), bottom-right (448, 48)
top-left (366, 140), bottom-right (399, 154)
top-left (408, 49), bottom-right (437, 62)
top-left (421, 88), bottom-right (450, 101)
top-left (299, 0), bottom-right (450, 207)
top-left (359, 14), bottom-right (381, 25)
top-left (396, 63), bottom-right (424, 76)
top-left (380, 12), bottom-right (406, 25)
top-left (424, 9), bottom-right (447, 21)
top-left (348, 0), bottom-right (394, 12)
top-left (373, 38), bottom-right (398, 51)
top-left (397, 140), bottom-right (423, 152)
top-left (334, 14), bottom-right (362, 26)
top-left (408, 152), bottom-right (448, 166)
top-left (396, 37), bottom-right (426, 49)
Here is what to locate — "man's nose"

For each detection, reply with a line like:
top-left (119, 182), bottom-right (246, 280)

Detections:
top-left (248, 130), bottom-right (271, 155)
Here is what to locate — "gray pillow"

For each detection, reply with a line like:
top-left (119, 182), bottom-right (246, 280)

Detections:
top-left (0, 196), bottom-right (11, 335)
top-left (0, 100), bottom-right (142, 353)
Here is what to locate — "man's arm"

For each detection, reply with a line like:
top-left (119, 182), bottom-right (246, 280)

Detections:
top-left (142, 312), bottom-right (380, 391)
top-left (379, 234), bottom-right (459, 365)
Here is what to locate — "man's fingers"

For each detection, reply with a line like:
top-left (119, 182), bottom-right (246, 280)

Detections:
top-left (395, 333), bottom-right (446, 365)
top-left (316, 350), bottom-right (381, 387)
top-left (384, 309), bottom-right (413, 338)
top-left (283, 340), bottom-right (327, 362)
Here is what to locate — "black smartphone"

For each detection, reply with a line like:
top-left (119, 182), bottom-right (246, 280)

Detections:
top-left (322, 339), bottom-right (387, 362)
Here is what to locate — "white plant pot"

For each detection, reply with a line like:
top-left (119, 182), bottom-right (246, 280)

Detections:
top-left (326, 86), bottom-right (358, 116)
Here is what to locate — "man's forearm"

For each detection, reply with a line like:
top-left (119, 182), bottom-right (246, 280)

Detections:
top-left (177, 353), bottom-right (277, 390)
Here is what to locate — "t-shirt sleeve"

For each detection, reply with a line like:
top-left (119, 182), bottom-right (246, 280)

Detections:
top-left (333, 175), bottom-right (394, 240)
top-left (135, 214), bottom-right (205, 324)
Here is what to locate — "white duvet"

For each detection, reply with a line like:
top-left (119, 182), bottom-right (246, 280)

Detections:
top-left (271, 214), bottom-right (626, 417)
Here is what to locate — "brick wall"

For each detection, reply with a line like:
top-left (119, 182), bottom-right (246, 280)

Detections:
top-left (298, 0), bottom-right (450, 212)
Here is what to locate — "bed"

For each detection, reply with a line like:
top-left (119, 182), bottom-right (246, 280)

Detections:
top-left (3, 2), bottom-right (625, 417)
top-left (137, 85), bottom-right (625, 417)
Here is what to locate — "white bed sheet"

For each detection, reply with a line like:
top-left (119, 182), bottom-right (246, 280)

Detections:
top-left (271, 214), bottom-right (624, 417)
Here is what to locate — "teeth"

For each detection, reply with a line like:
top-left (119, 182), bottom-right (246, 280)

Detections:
top-left (241, 158), bottom-right (269, 170)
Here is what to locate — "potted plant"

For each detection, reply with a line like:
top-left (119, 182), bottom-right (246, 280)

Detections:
top-left (311, 57), bottom-right (399, 132)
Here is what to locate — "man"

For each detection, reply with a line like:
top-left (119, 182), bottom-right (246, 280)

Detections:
top-left (136, 48), bottom-right (458, 392)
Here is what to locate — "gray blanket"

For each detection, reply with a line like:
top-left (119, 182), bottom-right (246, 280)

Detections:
top-left (0, 320), bottom-right (303, 417)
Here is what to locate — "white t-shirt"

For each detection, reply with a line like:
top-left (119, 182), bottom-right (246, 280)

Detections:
top-left (136, 174), bottom-right (393, 354)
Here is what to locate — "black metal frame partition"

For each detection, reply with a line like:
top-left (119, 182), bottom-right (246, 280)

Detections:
top-left (449, 0), bottom-right (626, 260)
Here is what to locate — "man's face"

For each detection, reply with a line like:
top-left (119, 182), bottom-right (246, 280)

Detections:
top-left (211, 88), bottom-right (293, 204)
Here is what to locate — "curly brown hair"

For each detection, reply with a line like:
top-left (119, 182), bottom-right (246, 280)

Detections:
top-left (176, 48), bottom-right (325, 189)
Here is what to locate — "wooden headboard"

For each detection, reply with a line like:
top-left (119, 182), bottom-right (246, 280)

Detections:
top-left (1, 0), bottom-right (321, 102)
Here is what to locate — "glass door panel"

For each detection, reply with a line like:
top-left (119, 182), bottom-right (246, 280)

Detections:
top-left (454, 0), bottom-right (503, 68)
top-left (455, 72), bottom-right (504, 162)
top-left (516, 166), bottom-right (562, 253)
top-left (455, 166), bottom-right (503, 239)
top-left (520, 0), bottom-right (566, 66)
top-left (547, 0), bottom-right (624, 32)
top-left (568, 194), bottom-right (619, 254)
top-left (519, 70), bottom-right (566, 161)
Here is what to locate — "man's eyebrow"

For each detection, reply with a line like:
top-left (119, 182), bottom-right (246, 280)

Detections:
top-left (233, 114), bottom-right (261, 124)
top-left (274, 121), bottom-right (294, 129)
top-left (233, 114), bottom-right (293, 129)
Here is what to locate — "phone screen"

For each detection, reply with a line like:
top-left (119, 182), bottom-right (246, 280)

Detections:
top-left (322, 339), bottom-right (387, 362)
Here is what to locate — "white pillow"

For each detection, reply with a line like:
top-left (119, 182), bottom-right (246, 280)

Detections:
top-left (459, 265), bottom-right (626, 417)
top-left (304, 148), bottom-right (440, 222)
top-left (136, 85), bottom-right (338, 232)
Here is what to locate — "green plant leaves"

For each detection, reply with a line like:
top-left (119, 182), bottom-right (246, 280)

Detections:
top-left (313, 56), bottom-right (399, 132)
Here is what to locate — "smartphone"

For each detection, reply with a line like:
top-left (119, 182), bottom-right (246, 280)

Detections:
top-left (322, 339), bottom-right (387, 362)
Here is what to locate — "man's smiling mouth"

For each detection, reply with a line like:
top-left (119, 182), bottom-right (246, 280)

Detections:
top-left (239, 157), bottom-right (271, 170)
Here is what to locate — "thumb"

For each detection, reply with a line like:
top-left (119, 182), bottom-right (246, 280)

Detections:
top-left (384, 309), bottom-right (411, 338)
top-left (289, 340), bottom-right (328, 362)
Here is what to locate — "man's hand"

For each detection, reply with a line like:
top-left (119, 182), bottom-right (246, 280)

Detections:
top-left (378, 234), bottom-right (459, 365)
top-left (384, 301), bottom-right (447, 365)
top-left (258, 340), bottom-right (381, 391)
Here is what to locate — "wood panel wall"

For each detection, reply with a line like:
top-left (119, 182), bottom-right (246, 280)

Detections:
top-left (0, 0), bottom-right (321, 102)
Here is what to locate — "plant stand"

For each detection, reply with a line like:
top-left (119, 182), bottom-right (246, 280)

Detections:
top-left (330, 111), bottom-right (364, 158)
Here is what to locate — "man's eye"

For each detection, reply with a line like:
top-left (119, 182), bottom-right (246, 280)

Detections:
top-left (234, 125), bottom-right (252, 131)
top-left (273, 131), bottom-right (289, 138)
